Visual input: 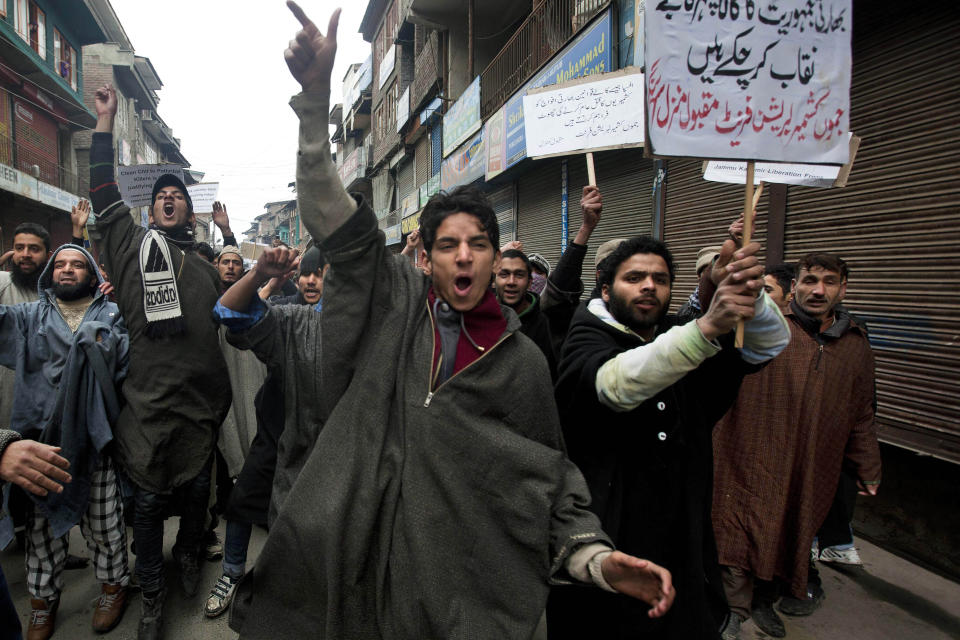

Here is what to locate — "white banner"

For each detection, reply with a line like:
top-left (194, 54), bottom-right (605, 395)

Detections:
top-left (703, 160), bottom-right (838, 187)
top-left (117, 164), bottom-right (184, 208)
top-left (187, 182), bottom-right (220, 213)
top-left (523, 69), bottom-right (645, 158)
top-left (645, 1), bottom-right (851, 163)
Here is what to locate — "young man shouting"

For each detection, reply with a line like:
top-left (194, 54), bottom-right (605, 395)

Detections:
top-left (227, 5), bottom-right (676, 638)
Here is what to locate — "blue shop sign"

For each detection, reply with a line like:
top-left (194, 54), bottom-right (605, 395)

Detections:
top-left (504, 9), bottom-right (612, 169)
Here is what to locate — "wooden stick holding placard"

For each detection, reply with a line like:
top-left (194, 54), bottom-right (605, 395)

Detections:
top-left (586, 153), bottom-right (596, 186)
top-left (734, 161), bottom-right (755, 348)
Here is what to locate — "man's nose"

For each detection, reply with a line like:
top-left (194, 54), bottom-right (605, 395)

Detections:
top-left (455, 243), bottom-right (471, 263)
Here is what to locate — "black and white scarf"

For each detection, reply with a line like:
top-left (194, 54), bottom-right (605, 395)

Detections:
top-left (139, 229), bottom-right (187, 338)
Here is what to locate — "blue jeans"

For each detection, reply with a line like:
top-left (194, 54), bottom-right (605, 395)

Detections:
top-left (132, 460), bottom-right (212, 595)
top-left (222, 520), bottom-right (252, 579)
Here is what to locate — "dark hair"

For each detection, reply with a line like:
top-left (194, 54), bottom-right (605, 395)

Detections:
top-left (500, 249), bottom-right (530, 275)
top-left (797, 253), bottom-right (849, 280)
top-left (196, 242), bottom-right (216, 262)
top-left (764, 263), bottom-right (796, 294)
top-left (597, 236), bottom-right (675, 290)
top-left (420, 186), bottom-right (499, 253)
top-left (14, 222), bottom-right (51, 251)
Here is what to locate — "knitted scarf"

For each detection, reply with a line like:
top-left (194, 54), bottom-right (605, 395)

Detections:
top-left (140, 229), bottom-right (187, 338)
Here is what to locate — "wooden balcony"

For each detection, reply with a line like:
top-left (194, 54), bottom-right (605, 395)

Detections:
top-left (411, 29), bottom-right (441, 112)
top-left (479, 0), bottom-right (607, 118)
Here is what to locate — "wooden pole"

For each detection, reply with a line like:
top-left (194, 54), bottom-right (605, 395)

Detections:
top-left (734, 161), bottom-right (755, 348)
top-left (586, 152), bottom-right (596, 186)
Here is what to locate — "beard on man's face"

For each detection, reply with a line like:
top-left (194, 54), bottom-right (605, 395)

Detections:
top-left (10, 260), bottom-right (43, 291)
top-left (53, 278), bottom-right (94, 301)
top-left (606, 287), bottom-right (669, 335)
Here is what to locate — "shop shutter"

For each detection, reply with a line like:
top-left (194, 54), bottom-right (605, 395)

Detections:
top-left (486, 183), bottom-right (516, 243)
top-left (516, 158), bottom-right (562, 260)
top-left (781, 3), bottom-right (960, 461)
top-left (662, 159), bottom-right (769, 312)
top-left (372, 169), bottom-right (392, 215)
top-left (431, 123), bottom-right (442, 176)
top-left (565, 148), bottom-right (656, 273)
top-left (415, 135), bottom-right (430, 188)
top-left (397, 158), bottom-right (415, 201)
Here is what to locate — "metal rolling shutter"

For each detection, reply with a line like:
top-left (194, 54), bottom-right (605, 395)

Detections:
top-left (565, 149), bottom-right (656, 272)
top-left (662, 159), bottom-right (769, 312)
top-left (516, 158), bottom-right (562, 259)
top-left (782, 3), bottom-right (960, 461)
top-left (487, 183), bottom-right (516, 243)
top-left (415, 135), bottom-right (430, 188)
top-left (397, 158), bottom-right (415, 201)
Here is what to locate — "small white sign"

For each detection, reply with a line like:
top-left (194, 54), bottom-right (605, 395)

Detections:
top-left (524, 70), bottom-right (645, 158)
top-left (117, 164), bottom-right (184, 208)
top-left (703, 160), bottom-right (839, 187)
top-left (187, 182), bottom-right (220, 213)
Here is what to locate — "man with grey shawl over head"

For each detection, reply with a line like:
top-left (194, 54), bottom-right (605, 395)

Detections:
top-left (88, 84), bottom-right (231, 640)
top-left (226, 4), bottom-right (677, 639)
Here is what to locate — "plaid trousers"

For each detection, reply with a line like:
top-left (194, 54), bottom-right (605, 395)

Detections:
top-left (25, 456), bottom-right (129, 600)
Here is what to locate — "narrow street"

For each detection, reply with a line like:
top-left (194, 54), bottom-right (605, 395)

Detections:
top-left (3, 524), bottom-right (958, 639)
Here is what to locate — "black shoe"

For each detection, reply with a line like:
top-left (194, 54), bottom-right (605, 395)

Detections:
top-left (138, 588), bottom-right (165, 640)
top-left (778, 583), bottom-right (825, 617)
top-left (752, 602), bottom-right (786, 637)
top-left (720, 612), bottom-right (744, 640)
top-left (172, 546), bottom-right (201, 597)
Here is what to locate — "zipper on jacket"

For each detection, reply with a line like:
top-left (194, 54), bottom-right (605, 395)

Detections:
top-left (422, 299), bottom-right (513, 407)
top-left (815, 343), bottom-right (824, 371)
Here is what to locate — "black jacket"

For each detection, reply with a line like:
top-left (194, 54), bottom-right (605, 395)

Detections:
top-left (548, 303), bottom-right (754, 640)
top-left (515, 292), bottom-right (558, 379)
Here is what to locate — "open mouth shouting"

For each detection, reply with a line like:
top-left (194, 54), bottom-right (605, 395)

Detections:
top-left (454, 275), bottom-right (473, 297)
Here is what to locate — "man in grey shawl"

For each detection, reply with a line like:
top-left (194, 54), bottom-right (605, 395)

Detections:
top-left (224, 4), bottom-right (676, 639)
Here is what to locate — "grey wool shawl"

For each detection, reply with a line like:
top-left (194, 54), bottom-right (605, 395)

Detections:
top-left (232, 202), bottom-right (610, 639)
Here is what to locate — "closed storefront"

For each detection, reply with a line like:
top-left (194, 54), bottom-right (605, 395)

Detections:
top-left (487, 182), bottom-right (516, 243)
top-left (782, 3), bottom-right (960, 461)
top-left (663, 160), bottom-right (769, 310)
top-left (516, 158), bottom-right (562, 259)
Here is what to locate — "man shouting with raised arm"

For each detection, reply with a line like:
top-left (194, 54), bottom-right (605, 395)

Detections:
top-left (87, 85), bottom-right (231, 640)
top-left (230, 4), bottom-right (676, 638)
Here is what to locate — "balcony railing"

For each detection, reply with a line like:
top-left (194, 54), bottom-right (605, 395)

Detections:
top-left (411, 30), bottom-right (441, 112)
top-left (479, 0), bottom-right (607, 118)
top-left (0, 130), bottom-right (79, 194)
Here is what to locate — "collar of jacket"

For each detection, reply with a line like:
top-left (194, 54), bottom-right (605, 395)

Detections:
top-left (514, 291), bottom-right (540, 320)
top-left (788, 300), bottom-right (856, 340)
top-left (427, 286), bottom-right (510, 381)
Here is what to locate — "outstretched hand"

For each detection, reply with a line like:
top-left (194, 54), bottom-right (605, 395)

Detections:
top-left (602, 551), bottom-right (676, 618)
top-left (255, 246), bottom-right (300, 281)
top-left (285, 2), bottom-right (341, 92)
top-left (699, 239), bottom-right (765, 339)
top-left (212, 201), bottom-right (231, 232)
top-left (0, 440), bottom-right (71, 497)
top-left (71, 198), bottom-right (91, 235)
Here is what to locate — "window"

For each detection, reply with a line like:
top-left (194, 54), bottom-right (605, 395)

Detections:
top-left (53, 30), bottom-right (77, 90)
top-left (28, 2), bottom-right (45, 58)
top-left (14, 0), bottom-right (28, 42)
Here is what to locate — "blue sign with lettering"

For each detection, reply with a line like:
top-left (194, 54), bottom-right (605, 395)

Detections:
top-left (504, 10), bottom-right (612, 169)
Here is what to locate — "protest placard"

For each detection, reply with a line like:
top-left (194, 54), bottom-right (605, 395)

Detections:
top-left (523, 68), bottom-right (645, 159)
top-left (187, 182), bottom-right (220, 213)
top-left (117, 164), bottom-right (184, 208)
top-left (645, 0), bottom-right (852, 164)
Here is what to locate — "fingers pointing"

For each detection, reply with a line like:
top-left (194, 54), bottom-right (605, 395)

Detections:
top-left (327, 8), bottom-right (342, 45)
top-left (287, 1), bottom-right (314, 29)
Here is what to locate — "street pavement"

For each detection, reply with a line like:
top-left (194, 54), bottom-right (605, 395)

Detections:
top-left (3, 524), bottom-right (958, 639)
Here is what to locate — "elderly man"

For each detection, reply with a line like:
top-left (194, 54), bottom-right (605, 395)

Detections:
top-left (712, 253), bottom-right (881, 640)
top-left (0, 244), bottom-right (129, 638)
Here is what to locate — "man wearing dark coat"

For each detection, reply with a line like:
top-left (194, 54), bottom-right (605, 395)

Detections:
top-left (548, 236), bottom-right (791, 639)
top-left (224, 5), bottom-right (678, 638)
top-left (495, 248), bottom-right (558, 377)
top-left (88, 85), bottom-right (231, 640)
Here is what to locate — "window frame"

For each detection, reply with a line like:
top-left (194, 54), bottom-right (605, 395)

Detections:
top-left (28, 1), bottom-right (45, 58)
top-left (53, 29), bottom-right (78, 91)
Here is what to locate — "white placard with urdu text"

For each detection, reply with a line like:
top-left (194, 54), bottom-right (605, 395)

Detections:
top-left (645, 0), bottom-right (851, 163)
top-left (523, 70), bottom-right (645, 158)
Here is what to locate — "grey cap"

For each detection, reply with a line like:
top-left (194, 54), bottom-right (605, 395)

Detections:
top-left (594, 238), bottom-right (628, 269)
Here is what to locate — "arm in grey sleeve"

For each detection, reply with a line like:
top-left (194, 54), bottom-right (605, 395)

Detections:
top-left (738, 291), bottom-right (791, 364)
top-left (289, 92), bottom-right (357, 242)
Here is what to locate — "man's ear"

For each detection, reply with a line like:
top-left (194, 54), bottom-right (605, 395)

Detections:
top-left (492, 250), bottom-right (502, 273)
top-left (790, 278), bottom-right (797, 296)
top-left (601, 283), bottom-right (610, 303)
top-left (838, 279), bottom-right (847, 302)
top-left (421, 250), bottom-right (432, 276)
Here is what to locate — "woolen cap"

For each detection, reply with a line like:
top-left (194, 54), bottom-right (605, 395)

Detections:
top-left (218, 245), bottom-right (242, 260)
top-left (595, 238), bottom-right (628, 269)
top-left (151, 174), bottom-right (194, 213)
top-left (696, 246), bottom-right (723, 275)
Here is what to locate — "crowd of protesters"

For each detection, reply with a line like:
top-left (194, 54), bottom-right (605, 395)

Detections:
top-left (0, 3), bottom-right (880, 640)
